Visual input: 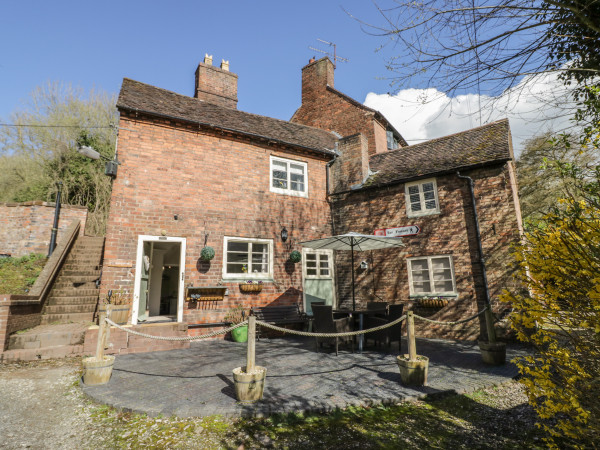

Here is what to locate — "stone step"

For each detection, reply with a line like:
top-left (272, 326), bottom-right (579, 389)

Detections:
top-left (60, 269), bottom-right (102, 277)
top-left (43, 304), bottom-right (97, 315)
top-left (54, 274), bottom-right (100, 283)
top-left (51, 281), bottom-right (99, 290)
top-left (46, 296), bottom-right (99, 305)
top-left (40, 312), bottom-right (96, 325)
top-left (48, 288), bottom-right (99, 297)
top-left (8, 329), bottom-right (87, 350)
top-left (0, 345), bottom-right (86, 362)
top-left (61, 263), bottom-right (102, 270)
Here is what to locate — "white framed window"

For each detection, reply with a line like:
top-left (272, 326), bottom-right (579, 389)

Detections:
top-left (303, 249), bottom-right (333, 279)
top-left (222, 237), bottom-right (273, 279)
top-left (270, 156), bottom-right (308, 197)
top-left (405, 178), bottom-right (440, 217)
top-left (407, 255), bottom-right (456, 296)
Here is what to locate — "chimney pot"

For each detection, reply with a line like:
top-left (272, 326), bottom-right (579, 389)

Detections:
top-left (309, 57), bottom-right (316, 63)
top-left (220, 60), bottom-right (230, 71)
top-left (204, 54), bottom-right (213, 66)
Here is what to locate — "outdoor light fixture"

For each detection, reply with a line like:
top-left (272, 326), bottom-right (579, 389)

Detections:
top-left (281, 226), bottom-right (288, 242)
top-left (360, 261), bottom-right (369, 270)
top-left (77, 145), bottom-right (120, 178)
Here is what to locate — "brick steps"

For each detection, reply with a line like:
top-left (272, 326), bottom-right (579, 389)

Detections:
top-left (0, 345), bottom-right (86, 362)
top-left (42, 304), bottom-right (97, 315)
top-left (8, 326), bottom-right (87, 350)
top-left (40, 312), bottom-right (97, 325)
top-left (46, 296), bottom-right (99, 305)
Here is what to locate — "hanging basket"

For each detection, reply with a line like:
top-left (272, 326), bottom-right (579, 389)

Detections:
top-left (200, 246), bottom-right (215, 261)
top-left (239, 283), bottom-right (263, 293)
top-left (289, 250), bottom-right (302, 264)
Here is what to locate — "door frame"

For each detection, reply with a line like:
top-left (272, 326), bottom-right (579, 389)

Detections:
top-left (132, 235), bottom-right (186, 325)
top-left (301, 247), bottom-right (337, 312)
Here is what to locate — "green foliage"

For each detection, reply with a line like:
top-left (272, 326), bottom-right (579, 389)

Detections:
top-left (289, 250), bottom-right (302, 263)
top-left (502, 129), bottom-right (600, 446)
top-left (0, 82), bottom-right (117, 235)
top-left (0, 254), bottom-right (47, 294)
top-left (200, 246), bottom-right (215, 261)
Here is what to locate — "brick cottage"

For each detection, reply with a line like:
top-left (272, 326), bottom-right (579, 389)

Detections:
top-left (100, 55), bottom-right (523, 340)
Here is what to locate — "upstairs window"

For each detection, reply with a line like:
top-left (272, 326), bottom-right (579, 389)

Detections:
top-left (223, 237), bottom-right (272, 279)
top-left (270, 156), bottom-right (308, 197)
top-left (408, 255), bottom-right (456, 296)
top-left (387, 130), bottom-right (400, 150)
top-left (405, 178), bottom-right (440, 217)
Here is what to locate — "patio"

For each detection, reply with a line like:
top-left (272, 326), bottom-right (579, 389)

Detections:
top-left (82, 337), bottom-right (529, 418)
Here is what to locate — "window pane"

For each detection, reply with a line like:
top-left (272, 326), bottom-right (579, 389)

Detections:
top-left (434, 280), bottom-right (454, 292)
top-left (306, 260), bottom-right (317, 268)
top-left (272, 161), bottom-right (288, 189)
top-left (409, 193), bottom-right (421, 204)
top-left (411, 270), bottom-right (430, 282)
top-left (413, 282), bottom-right (431, 294)
top-left (252, 243), bottom-right (268, 254)
top-left (411, 202), bottom-right (422, 212)
top-left (320, 268), bottom-right (330, 276)
top-left (422, 182), bottom-right (434, 192)
top-left (431, 258), bottom-right (450, 270)
top-left (411, 259), bottom-right (429, 271)
top-left (425, 200), bottom-right (437, 210)
top-left (306, 254), bottom-right (316, 261)
top-left (307, 268), bottom-right (317, 276)
top-left (432, 269), bottom-right (452, 281)
top-left (424, 190), bottom-right (435, 200)
top-left (408, 185), bottom-right (419, 195)
top-left (227, 264), bottom-right (246, 274)
top-left (252, 263), bottom-right (268, 273)
top-left (227, 252), bottom-right (248, 263)
top-left (228, 242), bottom-right (248, 252)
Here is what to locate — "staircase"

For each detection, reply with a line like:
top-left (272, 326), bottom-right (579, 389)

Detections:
top-left (40, 236), bottom-right (104, 324)
top-left (2, 236), bottom-right (104, 362)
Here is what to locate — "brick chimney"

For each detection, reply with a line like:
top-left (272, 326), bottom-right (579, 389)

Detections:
top-left (330, 133), bottom-right (370, 193)
top-left (301, 57), bottom-right (334, 105)
top-left (194, 54), bottom-right (238, 109)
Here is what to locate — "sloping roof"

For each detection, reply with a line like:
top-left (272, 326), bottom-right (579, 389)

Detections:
top-left (364, 119), bottom-right (512, 187)
top-left (325, 86), bottom-right (409, 147)
top-left (117, 78), bottom-right (337, 156)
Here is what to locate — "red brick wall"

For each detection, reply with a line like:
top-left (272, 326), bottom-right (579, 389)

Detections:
top-left (330, 164), bottom-right (522, 340)
top-left (0, 202), bottom-right (87, 257)
top-left (100, 112), bottom-right (333, 328)
top-left (291, 58), bottom-right (388, 156)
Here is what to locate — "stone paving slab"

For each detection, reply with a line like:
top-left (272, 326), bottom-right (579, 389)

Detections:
top-left (82, 337), bottom-right (530, 418)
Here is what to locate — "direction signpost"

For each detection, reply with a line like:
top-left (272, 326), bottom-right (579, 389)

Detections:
top-left (374, 225), bottom-right (421, 237)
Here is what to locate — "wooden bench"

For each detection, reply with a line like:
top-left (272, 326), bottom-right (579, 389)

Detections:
top-left (250, 304), bottom-right (307, 339)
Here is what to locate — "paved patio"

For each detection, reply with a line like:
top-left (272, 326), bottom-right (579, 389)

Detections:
top-left (82, 337), bottom-right (529, 418)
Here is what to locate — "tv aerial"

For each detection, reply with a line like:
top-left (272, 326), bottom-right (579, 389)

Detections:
top-left (309, 39), bottom-right (349, 69)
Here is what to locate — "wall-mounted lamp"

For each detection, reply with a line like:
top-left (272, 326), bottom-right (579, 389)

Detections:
top-left (281, 226), bottom-right (288, 242)
top-left (360, 261), bottom-right (369, 270)
top-left (77, 145), bottom-right (120, 178)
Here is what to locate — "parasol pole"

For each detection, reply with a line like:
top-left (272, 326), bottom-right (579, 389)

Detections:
top-left (351, 240), bottom-right (356, 311)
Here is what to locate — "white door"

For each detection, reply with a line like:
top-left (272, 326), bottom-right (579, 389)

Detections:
top-left (132, 235), bottom-right (186, 324)
top-left (302, 248), bottom-right (336, 315)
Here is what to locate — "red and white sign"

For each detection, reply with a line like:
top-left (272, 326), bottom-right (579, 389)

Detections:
top-left (374, 226), bottom-right (421, 237)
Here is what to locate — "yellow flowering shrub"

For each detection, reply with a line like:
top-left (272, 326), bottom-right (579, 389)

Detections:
top-left (502, 162), bottom-right (600, 447)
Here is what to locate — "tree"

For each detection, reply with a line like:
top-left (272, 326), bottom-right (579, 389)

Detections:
top-left (0, 82), bottom-right (117, 235)
top-left (350, 0), bottom-right (600, 124)
top-left (516, 131), bottom-right (598, 227)
top-left (501, 128), bottom-right (600, 446)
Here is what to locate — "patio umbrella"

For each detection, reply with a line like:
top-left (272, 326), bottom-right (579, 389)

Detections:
top-left (301, 232), bottom-right (405, 311)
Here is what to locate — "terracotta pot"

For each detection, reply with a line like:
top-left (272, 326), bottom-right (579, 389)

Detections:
top-left (82, 355), bottom-right (115, 385)
top-left (478, 341), bottom-right (506, 365)
top-left (233, 366), bottom-right (267, 403)
top-left (397, 355), bottom-right (429, 386)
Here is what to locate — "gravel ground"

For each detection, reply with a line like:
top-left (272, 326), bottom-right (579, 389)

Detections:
top-left (0, 357), bottom-right (543, 449)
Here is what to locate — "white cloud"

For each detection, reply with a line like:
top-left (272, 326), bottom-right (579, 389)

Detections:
top-left (364, 72), bottom-right (579, 157)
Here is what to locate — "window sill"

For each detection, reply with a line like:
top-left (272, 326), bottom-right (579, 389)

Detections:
top-left (221, 278), bottom-right (275, 283)
top-left (270, 187), bottom-right (308, 198)
top-left (406, 210), bottom-right (441, 219)
top-left (409, 294), bottom-right (458, 299)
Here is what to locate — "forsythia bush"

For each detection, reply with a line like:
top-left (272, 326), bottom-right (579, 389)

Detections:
top-left (502, 165), bottom-right (600, 447)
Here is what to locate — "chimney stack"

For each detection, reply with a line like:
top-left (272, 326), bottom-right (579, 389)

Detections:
top-left (300, 57), bottom-right (334, 105)
top-left (194, 54), bottom-right (238, 109)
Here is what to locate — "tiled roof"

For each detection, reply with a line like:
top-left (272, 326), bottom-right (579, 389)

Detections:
top-left (365, 119), bottom-right (512, 187)
top-left (117, 78), bottom-right (337, 156)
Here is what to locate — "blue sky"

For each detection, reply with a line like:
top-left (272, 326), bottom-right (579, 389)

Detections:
top-left (0, 1), bottom-right (574, 155)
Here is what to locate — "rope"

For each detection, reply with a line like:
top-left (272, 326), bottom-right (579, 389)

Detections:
top-left (413, 306), bottom-right (487, 325)
top-left (104, 318), bottom-right (248, 341)
top-left (256, 314), bottom-right (407, 338)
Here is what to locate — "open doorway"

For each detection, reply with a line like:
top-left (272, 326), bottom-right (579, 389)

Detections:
top-left (132, 236), bottom-right (186, 325)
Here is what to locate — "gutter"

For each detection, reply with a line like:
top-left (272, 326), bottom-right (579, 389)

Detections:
top-left (456, 171), bottom-right (497, 343)
top-left (117, 105), bottom-right (336, 158)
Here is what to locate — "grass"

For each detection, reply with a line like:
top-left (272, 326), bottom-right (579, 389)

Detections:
top-left (85, 380), bottom-right (546, 449)
top-left (0, 253), bottom-right (46, 294)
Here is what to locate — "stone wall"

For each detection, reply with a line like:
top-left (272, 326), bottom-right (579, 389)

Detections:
top-left (0, 202), bottom-right (87, 257)
top-left (330, 164), bottom-right (522, 340)
top-left (100, 111), bottom-right (334, 327)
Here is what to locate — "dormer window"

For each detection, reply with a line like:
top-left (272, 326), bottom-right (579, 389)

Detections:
top-left (270, 156), bottom-right (308, 197)
top-left (387, 130), bottom-right (400, 150)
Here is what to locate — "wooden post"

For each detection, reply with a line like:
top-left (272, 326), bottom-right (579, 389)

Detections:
top-left (484, 307), bottom-right (497, 343)
top-left (407, 310), bottom-right (417, 361)
top-left (246, 316), bottom-right (256, 373)
top-left (95, 305), bottom-right (111, 360)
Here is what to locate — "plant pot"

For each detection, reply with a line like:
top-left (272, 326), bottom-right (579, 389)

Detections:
top-left (82, 355), bottom-right (115, 385)
top-left (396, 355), bottom-right (429, 386)
top-left (233, 366), bottom-right (267, 403)
top-left (231, 324), bottom-right (248, 343)
top-left (98, 305), bottom-right (131, 325)
top-left (239, 283), bottom-right (263, 293)
top-left (478, 341), bottom-right (506, 365)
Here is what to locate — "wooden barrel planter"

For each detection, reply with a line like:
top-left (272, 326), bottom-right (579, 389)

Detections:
top-left (397, 355), bottom-right (429, 386)
top-left (82, 355), bottom-right (115, 385)
top-left (478, 341), bottom-right (506, 365)
top-left (233, 366), bottom-right (267, 403)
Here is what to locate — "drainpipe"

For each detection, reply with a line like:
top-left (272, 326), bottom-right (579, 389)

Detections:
top-left (456, 172), bottom-right (496, 343)
top-left (48, 181), bottom-right (63, 257)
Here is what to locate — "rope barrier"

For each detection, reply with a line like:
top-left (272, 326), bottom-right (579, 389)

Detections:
top-left (104, 318), bottom-right (248, 341)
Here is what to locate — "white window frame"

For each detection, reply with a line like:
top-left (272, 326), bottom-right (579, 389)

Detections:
top-left (407, 255), bottom-right (457, 296)
top-left (222, 236), bottom-right (273, 280)
top-left (405, 178), bottom-right (440, 217)
top-left (302, 249), bottom-right (334, 280)
top-left (269, 155), bottom-right (308, 198)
